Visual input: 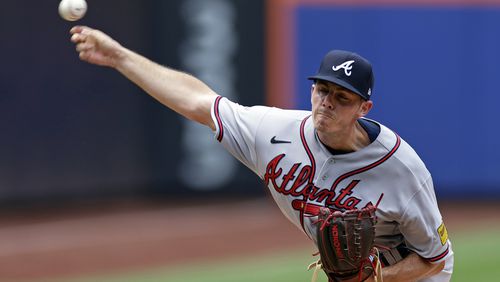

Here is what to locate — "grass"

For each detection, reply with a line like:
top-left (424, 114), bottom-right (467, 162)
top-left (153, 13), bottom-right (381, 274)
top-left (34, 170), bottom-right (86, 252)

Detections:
top-left (62, 249), bottom-right (326, 282)
top-left (450, 229), bottom-right (500, 281)
top-left (62, 228), bottom-right (500, 282)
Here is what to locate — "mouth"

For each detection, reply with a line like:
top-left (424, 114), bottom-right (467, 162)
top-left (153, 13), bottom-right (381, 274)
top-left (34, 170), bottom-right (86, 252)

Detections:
top-left (316, 111), bottom-right (334, 120)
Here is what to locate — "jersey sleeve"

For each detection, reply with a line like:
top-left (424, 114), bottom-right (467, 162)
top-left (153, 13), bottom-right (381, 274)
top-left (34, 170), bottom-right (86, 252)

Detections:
top-left (399, 175), bottom-right (451, 264)
top-left (210, 96), bottom-right (272, 174)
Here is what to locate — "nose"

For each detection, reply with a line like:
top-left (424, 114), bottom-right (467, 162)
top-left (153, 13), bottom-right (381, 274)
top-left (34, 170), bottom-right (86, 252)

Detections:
top-left (321, 93), bottom-right (334, 109)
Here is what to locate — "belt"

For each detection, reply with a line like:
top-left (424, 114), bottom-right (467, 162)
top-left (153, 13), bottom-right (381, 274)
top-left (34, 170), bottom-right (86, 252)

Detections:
top-left (378, 243), bottom-right (411, 267)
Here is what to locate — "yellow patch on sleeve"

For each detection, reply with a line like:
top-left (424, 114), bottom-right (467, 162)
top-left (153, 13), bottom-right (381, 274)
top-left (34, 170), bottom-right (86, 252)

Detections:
top-left (437, 222), bottom-right (449, 246)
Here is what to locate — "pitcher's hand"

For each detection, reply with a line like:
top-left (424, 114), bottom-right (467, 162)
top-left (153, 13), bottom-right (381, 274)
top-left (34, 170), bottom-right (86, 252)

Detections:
top-left (70, 26), bottom-right (123, 68)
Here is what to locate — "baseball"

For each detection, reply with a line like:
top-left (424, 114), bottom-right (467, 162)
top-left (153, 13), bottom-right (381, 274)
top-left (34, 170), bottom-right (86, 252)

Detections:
top-left (58, 0), bottom-right (87, 21)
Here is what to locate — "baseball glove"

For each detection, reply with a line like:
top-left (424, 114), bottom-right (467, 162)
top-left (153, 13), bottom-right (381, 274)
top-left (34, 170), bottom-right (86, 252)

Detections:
top-left (308, 204), bottom-right (382, 282)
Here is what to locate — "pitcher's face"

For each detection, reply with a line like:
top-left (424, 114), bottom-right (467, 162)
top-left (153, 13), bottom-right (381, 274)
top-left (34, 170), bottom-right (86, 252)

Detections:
top-left (311, 81), bottom-right (372, 134)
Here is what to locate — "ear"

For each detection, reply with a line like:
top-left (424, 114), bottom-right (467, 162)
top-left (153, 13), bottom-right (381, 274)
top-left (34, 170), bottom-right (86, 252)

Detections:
top-left (358, 100), bottom-right (373, 117)
top-left (310, 83), bottom-right (315, 103)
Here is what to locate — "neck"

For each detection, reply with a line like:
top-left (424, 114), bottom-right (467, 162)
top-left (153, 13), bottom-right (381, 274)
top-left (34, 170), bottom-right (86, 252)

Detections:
top-left (317, 121), bottom-right (370, 152)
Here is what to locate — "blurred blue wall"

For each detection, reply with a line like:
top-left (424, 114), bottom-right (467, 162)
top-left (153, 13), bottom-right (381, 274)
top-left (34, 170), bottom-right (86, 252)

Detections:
top-left (295, 6), bottom-right (500, 198)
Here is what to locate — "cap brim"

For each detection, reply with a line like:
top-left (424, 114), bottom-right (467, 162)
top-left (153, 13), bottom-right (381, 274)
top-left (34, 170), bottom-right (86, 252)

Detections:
top-left (308, 75), bottom-right (367, 100)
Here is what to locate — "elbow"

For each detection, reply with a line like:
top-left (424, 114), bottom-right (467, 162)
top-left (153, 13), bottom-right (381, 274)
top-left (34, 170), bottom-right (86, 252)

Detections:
top-left (423, 260), bottom-right (445, 278)
top-left (413, 257), bottom-right (446, 281)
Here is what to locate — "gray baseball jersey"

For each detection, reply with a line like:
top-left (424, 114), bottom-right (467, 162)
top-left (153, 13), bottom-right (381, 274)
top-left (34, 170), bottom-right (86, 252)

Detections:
top-left (211, 96), bottom-right (454, 281)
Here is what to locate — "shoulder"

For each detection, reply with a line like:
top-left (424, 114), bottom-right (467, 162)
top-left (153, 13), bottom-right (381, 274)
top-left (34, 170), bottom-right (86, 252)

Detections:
top-left (370, 119), bottom-right (430, 179)
top-left (216, 97), bottom-right (311, 124)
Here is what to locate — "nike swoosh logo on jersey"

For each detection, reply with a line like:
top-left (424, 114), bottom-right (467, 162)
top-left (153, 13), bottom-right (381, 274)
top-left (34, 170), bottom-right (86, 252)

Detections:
top-left (270, 136), bottom-right (291, 144)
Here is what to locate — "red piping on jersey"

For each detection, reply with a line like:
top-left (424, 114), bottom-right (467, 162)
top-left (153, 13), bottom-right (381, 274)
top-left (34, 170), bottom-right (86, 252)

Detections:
top-left (427, 245), bottom-right (449, 262)
top-left (329, 133), bottom-right (401, 191)
top-left (214, 96), bottom-right (224, 142)
top-left (300, 115), bottom-right (316, 177)
top-left (298, 115), bottom-right (315, 237)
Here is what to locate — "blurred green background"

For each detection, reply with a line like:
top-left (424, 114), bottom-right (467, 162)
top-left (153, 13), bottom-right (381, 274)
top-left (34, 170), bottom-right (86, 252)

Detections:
top-left (61, 228), bottom-right (499, 282)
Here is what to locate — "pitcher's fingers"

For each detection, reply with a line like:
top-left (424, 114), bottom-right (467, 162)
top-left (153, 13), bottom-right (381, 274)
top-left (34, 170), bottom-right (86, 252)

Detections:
top-left (79, 51), bottom-right (90, 61)
top-left (70, 25), bottom-right (90, 34)
top-left (76, 42), bottom-right (93, 52)
top-left (71, 33), bottom-right (87, 43)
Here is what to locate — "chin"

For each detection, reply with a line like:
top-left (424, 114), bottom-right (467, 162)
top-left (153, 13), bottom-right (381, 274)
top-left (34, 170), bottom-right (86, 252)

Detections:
top-left (314, 118), bottom-right (341, 135)
top-left (313, 118), bottom-right (331, 132)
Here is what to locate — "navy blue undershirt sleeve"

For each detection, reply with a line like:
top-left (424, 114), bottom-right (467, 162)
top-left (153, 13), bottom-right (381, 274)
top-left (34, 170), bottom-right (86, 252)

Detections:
top-left (357, 118), bottom-right (380, 143)
top-left (323, 119), bottom-right (381, 155)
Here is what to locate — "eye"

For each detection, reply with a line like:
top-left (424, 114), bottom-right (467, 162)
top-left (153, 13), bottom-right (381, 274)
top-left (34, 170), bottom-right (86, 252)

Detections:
top-left (317, 87), bottom-right (329, 95)
top-left (335, 93), bottom-right (353, 104)
top-left (337, 94), bottom-right (349, 101)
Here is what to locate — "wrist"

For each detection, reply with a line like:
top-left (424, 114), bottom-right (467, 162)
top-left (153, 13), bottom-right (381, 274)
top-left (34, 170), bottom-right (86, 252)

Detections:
top-left (111, 45), bottom-right (128, 69)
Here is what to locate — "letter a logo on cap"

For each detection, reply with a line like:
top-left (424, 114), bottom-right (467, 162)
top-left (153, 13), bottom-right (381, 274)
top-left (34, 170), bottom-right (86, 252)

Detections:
top-left (332, 60), bottom-right (355, 76)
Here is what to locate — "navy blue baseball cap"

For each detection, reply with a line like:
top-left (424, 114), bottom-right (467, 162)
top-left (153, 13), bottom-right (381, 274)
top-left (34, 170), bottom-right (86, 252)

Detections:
top-left (308, 50), bottom-right (374, 100)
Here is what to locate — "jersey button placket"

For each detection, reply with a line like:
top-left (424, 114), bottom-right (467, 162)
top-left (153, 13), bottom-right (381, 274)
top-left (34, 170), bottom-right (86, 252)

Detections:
top-left (321, 159), bottom-right (334, 181)
top-left (318, 158), bottom-right (334, 182)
